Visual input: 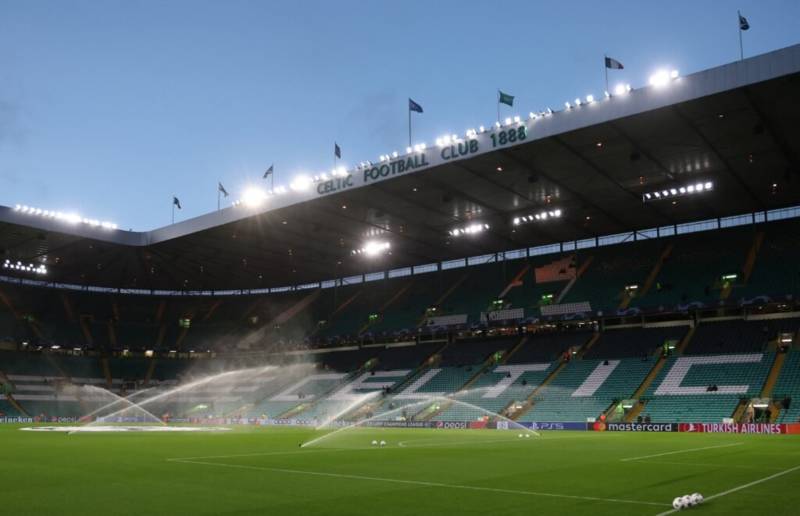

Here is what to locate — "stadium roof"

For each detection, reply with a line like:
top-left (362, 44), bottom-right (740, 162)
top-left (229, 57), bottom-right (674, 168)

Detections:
top-left (1, 44), bottom-right (800, 292)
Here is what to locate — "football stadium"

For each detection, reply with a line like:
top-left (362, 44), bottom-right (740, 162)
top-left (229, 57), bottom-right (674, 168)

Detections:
top-left (3, 5), bottom-right (800, 516)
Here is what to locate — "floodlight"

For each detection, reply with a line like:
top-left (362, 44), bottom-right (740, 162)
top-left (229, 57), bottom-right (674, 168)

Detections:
top-left (649, 70), bottom-right (671, 87)
top-left (289, 175), bottom-right (313, 192)
top-left (241, 187), bottom-right (268, 207)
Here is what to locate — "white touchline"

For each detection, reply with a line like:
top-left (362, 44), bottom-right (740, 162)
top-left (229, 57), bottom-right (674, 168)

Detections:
top-left (169, 458), bottom-right (669, 507)
top-left (620, 442), bottom-right (744, 462)
top-left (653, 463), bottom-right (800, 516)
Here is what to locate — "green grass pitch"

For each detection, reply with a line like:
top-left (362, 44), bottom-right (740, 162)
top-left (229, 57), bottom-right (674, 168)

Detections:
top-left (2, 424), bottom-right (800, 515)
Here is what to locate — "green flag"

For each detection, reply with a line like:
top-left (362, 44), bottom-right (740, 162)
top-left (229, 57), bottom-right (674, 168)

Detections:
top-left (498, 90), bottom-right (514, 107)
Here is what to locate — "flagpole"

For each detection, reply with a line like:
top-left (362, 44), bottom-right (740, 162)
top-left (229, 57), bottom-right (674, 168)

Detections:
top-left (217, 189), bottom-right (220, 211)
top-left (408, 107), bottom-right (412, 148)
top-left (604, 54), bottom-right (609, 93)
top-left (172, 200), bottom-right (175, 224)
top-left (496, 90), bottom-right (500, 124)
top-left (738, 11), bottom-right (744, 61)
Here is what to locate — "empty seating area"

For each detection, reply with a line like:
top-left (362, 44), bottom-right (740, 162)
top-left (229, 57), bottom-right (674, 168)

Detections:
top-left (519, 358), bottom-right (653, 422)
top-left (773, 351), bottom-right (800, 423)
top-left (563, 239), bottom-right (663, 313)
top-left (586, 326), bottom-right (688, 359)
top-left (439, 337), bottom-right (518, 366)
top-left (509, 331), bottom-right (592, 363)
top-left (643, 353), bottom-right (775, 422)
top-left (0, 397), bottom-right (21, 417)
top-left (433, 363), bottom-right (554, 422)
top-left (374, 342), bottom-right (441, 370)
top-left (685, 319), bottom-right (797, 354)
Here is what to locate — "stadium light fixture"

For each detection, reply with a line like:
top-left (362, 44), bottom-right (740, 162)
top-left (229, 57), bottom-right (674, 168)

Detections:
top-left (613, 83), bottom-right (632, 95)
top-left (512, 209), bottom-right (563, 226)
top-left (351, 241), bottom-right (391, 257)
top-left (564, 101), bottom-right (572, 109)
top-left (3, 259), bottom-right (47, 275)
top-left (643, 180), bottom-right (713, 202)
top-left (585, 95), bottom-right (594, 103)
top-left (240, 187), bottom-right (268, 207)
top-left (13, 204), bottom-right (117, 230)
top-left (449, 223), bottom-right (490, 237)
top-left (649, 69), bottom-right (678, 88)
top-left (289, 175), bottom-right (313, 192)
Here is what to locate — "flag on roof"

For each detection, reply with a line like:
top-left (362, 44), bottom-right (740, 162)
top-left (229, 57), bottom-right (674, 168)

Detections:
top-left (498, 90), bottom-right (514, 107)
top-left (605, 56), bottom-right (624, 69)
top-left (408, 98), bottom-right (423, 113)
top-left (739, 13), bottom-right (750, 31)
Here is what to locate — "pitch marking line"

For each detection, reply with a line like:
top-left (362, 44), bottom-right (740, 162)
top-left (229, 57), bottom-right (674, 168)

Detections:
top-left (169, 458), bottom-right (668, 507)
top-left (620, 442), bottom-right (744, 462)
top-left (654, 463), bottom-right (800, 516)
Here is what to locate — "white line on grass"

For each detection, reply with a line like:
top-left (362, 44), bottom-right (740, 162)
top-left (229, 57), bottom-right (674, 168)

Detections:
top-left (620, 442), bottom-right (744, 462)
top-left (653, 463), bottom-right (800, 516)
top-left (169, 458), bottom-right (669, 508)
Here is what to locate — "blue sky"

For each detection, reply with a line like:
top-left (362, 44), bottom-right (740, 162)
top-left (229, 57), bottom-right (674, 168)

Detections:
top-left (1, 0), bottom-right (798, 230)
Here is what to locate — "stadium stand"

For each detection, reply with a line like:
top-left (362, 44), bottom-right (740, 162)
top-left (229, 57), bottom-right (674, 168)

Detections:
top-left (772, 351), bottom-right (800, 423)
top-left (642, 352), bottom-right (775, 422)
top-left (584, 326), bottom-right (688, 359)
top-left (519, 358), bottom-right (654, 422)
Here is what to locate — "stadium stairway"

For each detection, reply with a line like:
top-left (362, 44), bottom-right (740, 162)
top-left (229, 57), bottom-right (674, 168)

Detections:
top-left (576, 332), bottom-right (601, 359)
top-left (555, 256), bottom-right (593, 304)
top-left (144, 359), bottom-right (157, 385)
top-left (761, 352), bottom-right (787, 399)
top-left (0, 369), bottom-right (29, 416)
top-left (499, 336), bottom-right (528, 364)
top-left (497, 264), bottom-right (531, 300)
top-left (619, 243), bottom-right (673, 310)
top-left (310, 290), bottom-right (362, 338)
top-left (511, 332), bottom-right (599, 419)
top-left (417, 273), bottom-right (469, 327)
top-left (279, 368), bottom-right (365, 420)
top-left (78, 316), bottom-right (94, 349)
top-left (101, 357), bottom-right (112, 388)
top-left (358, 282), bottom-right (414, 335)
top-left (740, 231), bottom-right (765, 284)
top-left (676, 325), bottom-right (696, 354)
top-left (511, 360), bottom-right (568, 420)
top-left (4, 393), bottom-right (29, 417)
top-left (422, 340), bottom-right (522, 421)
top-left (626, 325), bottom-right (696, 421)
